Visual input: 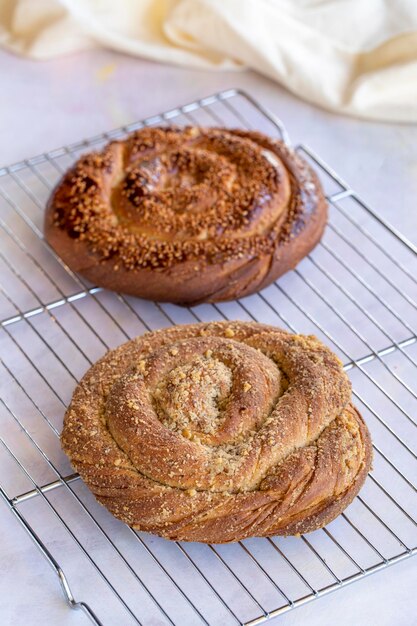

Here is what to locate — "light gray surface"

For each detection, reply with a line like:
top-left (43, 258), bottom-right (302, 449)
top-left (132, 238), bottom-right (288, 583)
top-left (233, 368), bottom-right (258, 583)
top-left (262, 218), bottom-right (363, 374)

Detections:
top-left (0, 47), bottom-right (416, 626)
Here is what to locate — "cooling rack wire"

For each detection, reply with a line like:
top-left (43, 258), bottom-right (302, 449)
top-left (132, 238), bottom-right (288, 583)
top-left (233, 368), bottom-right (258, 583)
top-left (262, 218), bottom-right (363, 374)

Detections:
top-left (0, 89), bottom-right (416, 626)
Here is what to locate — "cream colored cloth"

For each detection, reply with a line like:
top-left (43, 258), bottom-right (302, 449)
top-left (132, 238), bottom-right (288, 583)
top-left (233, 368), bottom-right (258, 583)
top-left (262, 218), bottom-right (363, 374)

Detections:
top-left (1, 0), bottom-right (417, 121)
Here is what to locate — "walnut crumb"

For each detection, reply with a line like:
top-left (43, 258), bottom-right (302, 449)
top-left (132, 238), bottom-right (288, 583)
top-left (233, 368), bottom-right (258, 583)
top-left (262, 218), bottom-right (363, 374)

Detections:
top-left (224, 327), bottom-right (235, 337)
top-left (187, 488), bottom-right (197, 496)
top-left (137, 360), bottom-right (146, 372)
top-left (205, 349), bottom-right (213, 358)
top-left (243, 382), bottom-right (252, 392)
top-left (170, 348), bottom-right (179, 356)
top-left (114, 458), bottom-right (122, 466)
top-left (182, 428), bottom-right (192, 439)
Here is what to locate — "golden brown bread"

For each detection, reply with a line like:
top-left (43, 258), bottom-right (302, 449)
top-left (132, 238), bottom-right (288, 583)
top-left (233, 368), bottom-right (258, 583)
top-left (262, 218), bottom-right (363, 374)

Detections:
top-left (61, 321), bottom-right (372, 543)
top-left (45, 127), bottom-right (327, 304)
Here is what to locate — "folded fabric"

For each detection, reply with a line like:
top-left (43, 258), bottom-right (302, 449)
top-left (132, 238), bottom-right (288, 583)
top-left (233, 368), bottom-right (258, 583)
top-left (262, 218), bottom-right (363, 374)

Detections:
top-left (1, 0), bottom-right (417, 121)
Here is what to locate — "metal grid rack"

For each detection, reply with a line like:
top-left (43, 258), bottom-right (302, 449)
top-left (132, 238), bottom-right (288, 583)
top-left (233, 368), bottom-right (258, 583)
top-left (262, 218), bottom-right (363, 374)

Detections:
top-left (0, 89), bottom-right (416, 626)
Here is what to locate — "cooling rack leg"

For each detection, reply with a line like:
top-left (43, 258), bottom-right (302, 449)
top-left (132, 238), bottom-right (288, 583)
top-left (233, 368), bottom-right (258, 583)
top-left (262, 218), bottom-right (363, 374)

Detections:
top-left (0, 487), bottom-right (102, 626)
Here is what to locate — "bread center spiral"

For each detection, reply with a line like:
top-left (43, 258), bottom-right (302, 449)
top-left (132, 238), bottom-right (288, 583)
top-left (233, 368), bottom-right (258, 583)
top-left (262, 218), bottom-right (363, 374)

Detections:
top-left (105, 336), bottom-right (288, 492)
top-left (154, 357), bottom-right (233, 438)
top-left (121, 148), bottom-right (235, 223)
top-left (111, 129), bottom-right (291, 241)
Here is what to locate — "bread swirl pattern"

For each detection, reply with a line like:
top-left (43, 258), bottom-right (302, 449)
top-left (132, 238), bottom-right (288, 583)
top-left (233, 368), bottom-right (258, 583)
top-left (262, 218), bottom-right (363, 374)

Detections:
top-left (61, 321), bottom-right (372, 543)
top-left (45, 127), bottom-right (327, 304)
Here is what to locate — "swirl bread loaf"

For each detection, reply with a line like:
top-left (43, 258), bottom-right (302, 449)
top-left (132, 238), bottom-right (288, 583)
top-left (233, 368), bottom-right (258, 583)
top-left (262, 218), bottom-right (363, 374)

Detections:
top-left (61, 321), bottom-right (372, 543)
top-left (45, 127), bottom-right (327, 304)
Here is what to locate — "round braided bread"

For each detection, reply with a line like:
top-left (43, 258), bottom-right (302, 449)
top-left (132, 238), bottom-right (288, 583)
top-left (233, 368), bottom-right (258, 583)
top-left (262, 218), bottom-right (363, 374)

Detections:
top-left (61, 321), bottom-right (372, 543)
top-left (45, 127), bottom-right (327, 304)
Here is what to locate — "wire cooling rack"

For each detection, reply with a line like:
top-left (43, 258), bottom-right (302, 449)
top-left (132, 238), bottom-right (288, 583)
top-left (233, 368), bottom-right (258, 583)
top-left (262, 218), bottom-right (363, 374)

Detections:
top-left (0, 89), bottom-right (416, 626)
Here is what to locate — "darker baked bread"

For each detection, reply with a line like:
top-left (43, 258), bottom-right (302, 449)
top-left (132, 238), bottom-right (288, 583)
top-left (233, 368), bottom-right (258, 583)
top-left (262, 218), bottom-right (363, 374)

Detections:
top-left (61, 321), bottom-right (372, 543)
top-left (45, 127), bottom-right (327, 304)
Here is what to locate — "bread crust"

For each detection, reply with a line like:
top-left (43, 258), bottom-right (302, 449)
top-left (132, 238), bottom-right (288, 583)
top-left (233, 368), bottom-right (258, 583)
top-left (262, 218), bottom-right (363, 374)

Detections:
top-left (45, 127), bottom-right (327, 304)
top-left (61, 321), bottom-right (372, 543)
